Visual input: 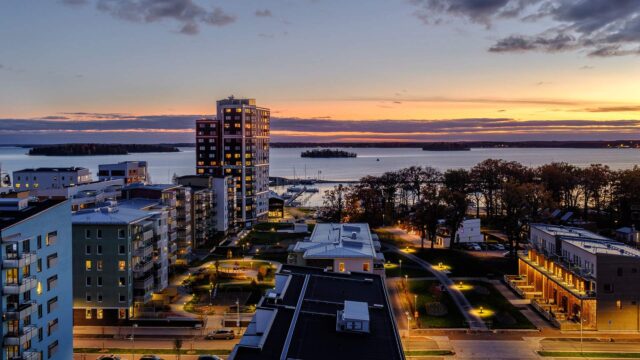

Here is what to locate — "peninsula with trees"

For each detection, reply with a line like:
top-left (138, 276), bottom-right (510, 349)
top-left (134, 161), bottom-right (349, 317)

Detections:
top-left (28, 144), bottom-right (180, 156)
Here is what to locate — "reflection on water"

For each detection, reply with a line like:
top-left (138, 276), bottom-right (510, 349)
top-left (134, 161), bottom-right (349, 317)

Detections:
top-left (1, 146), bottom-right (638, 208)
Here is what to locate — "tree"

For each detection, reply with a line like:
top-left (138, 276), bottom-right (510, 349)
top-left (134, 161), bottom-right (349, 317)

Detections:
top-left (414, 183), bottom-right (445, 249)
top-left (442, 190), bottom-right (469, 249)
top-left (443, 168), bottom-right (470, 194)
top-left (321, 184), bottom-right (346, 222)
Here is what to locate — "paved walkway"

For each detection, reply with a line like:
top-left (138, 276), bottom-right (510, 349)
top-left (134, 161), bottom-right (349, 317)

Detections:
top-left (488, 279), bottom-right (552, 330)
top-left (386, 244), bottom-right (488, 331)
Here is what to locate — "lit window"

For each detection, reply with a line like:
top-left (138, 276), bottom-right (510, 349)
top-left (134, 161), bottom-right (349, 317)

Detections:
top-left (617, 300), bottom-right (622, 309)
top-left (97, 309), bottom-right (103, 319)
top-left (85, 260), bottom-right (92, 270)
top-left (36, 281), bottom-right (43, 295)
top-left (97, 260), bottom-right (103, 271)
top-left (363, 263), bottom-right (370, 272)
top-left (85, 309), bottom-right (92, 319)
top-left (339, 262), bottom-right (345, 272)
top-left (119, 261), bottom-right (126, 271)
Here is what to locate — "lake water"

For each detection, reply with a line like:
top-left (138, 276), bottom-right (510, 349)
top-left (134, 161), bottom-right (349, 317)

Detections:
top-left (1, 146), bottom-right (638, 206)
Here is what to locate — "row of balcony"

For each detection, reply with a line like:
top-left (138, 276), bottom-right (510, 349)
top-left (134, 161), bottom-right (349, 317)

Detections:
top-left (3, 325), bottom-right (37, 346)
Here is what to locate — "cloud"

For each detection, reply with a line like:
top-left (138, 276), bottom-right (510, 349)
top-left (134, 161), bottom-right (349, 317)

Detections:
top-left (1, 114), bottom-right (640, 143)
top-left (61, 0), bottom-right (89, 5)
top-left (410, 0), bottom-right (640, 57)
top-left (255, 9), bottom-right (272, 17)
top-left (582, 106), bottom-right (640, 113)
top-left (75, 0), bottom-right (238, 34)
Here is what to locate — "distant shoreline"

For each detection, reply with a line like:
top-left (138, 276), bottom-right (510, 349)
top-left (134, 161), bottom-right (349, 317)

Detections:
top-left (1, 140), bottom-right (639, 150)
top-left (26, 144), bottom-right (180, 156)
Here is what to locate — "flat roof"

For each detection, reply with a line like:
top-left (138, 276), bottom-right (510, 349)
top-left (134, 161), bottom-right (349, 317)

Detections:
top-left (294, 223), bottom-right (376, 259)
top-left (531, 223), bottom-right (610, 241)
top-left (72, 206), bottom-right (151, 225)
top-left (14, 167), bottom-right (88, 173)
top-left (231, 265), bottom-right (404, 360)
top-left (564, 239), bottom-right (640, 257)
top-left (124, 183), bottom-right (179, 191)
top-left (0, 199), bottom-right (67, 229)
top-left (118, 199), bottom-right (163, 210)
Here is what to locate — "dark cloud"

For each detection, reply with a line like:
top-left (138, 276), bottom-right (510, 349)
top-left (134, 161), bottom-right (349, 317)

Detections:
top-left (1, 114), bottom-right (639, 143)
top-left (255, 9), bottom-right (272, 17)
top-left (410, 0), bottom-right (640, 57)
top-left (582, 106), bottom-right (640, 113)
top-left (76, 0), bottom-right (238, 35)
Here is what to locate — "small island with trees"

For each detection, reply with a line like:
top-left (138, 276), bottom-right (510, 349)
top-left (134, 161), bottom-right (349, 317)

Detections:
top-left (28, 144), bottom-right (180, 156)
top-left (422, 143), bottom-right (471, 151)
top-left (301, 149), bottom-right (357, 158)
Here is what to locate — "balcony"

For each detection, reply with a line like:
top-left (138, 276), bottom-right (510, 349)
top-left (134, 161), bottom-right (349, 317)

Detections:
top-left (3, 252), bottom-right (37, 268)
top-left (134, 243), bottom-right (153, 258)
top-left (4, 301), bottom-right (37, 320)
top-left (3, 325), bottom-right (37, 346)
top-left (134, 275), bottom-right (154, 291)
top-left (169, 243), bottom-right (178, 254)
top-left (143, 230), bottom-right (154, 241)
top-left (3, 276), bottom-right (37, 295)
top-left (133, 259), bottom-right (154, 274)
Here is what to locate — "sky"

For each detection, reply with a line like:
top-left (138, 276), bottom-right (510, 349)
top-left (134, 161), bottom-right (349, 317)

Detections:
top-left (1, 0), bottom-right (640, 143)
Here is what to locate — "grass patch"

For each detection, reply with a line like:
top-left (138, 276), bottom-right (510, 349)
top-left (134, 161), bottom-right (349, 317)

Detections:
top-left (405, 350), bottom-right (455, 356)
top-left (74, 348), bottom-right (231, 355)
top-left (539, 351), bottom-right (640, 358)
top-left (383, 251), bottom-right (434, 278)
top-left (463, 281), bottom-right (535, 329)
top-left (407, 280), bottom-right (467, 328)
top-left (245, 230), bottom-right (305, 245)
top-left (413, 249), bottom-right (517, 277)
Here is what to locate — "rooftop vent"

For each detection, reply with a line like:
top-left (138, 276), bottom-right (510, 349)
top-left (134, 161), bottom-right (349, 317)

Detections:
top-left (336, 300), bottom-right (370, 334)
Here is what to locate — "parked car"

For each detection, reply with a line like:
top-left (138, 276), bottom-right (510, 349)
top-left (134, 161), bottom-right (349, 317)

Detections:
top-left (464, 243), bottom-right (482, 251)
top-left (197, 356), bottom-right (222, 360)
top-left (488, 243), bottom-right (505, 251)
top-left (205, 328), bottom-right (235, 340)
top-left (97, 356), bottom-right (121, 360)
top-left (140, 356), bottom-right (164, 360)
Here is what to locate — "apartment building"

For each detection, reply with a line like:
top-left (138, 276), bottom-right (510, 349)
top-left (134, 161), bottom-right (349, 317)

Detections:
top-left (122, 183), bottom-right (191, 264)
top-left (506, 224), bottom-right (640, 331)
top-left (0, 197), bottom-right (73, 360)
top-left (195, 97), bottom-right (270, 228)
top-left (72, 204), bottom-right (169, 325)
top-left (35, 179), bottom-right (124, 211)
top-left (229, 265), bottom-right (404, 360)
top-left (12, 167), bottom-right (92, 193)
top-left (288, 223), bottom-right (385, 276)
top-left (98, 161), bottom-right (149, 184)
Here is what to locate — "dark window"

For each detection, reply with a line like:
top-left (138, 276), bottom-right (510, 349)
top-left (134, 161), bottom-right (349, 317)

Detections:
top-left (48, 340), bottom-right (58, 358)
top-left (603, 283), bottom-right (614, 293)
top-left (47, 275), bottom-right (58, 291)
top-left (617, 267), bottom-right (623, 276)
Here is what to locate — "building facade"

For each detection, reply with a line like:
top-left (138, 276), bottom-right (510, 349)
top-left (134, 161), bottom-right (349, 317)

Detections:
top-left (506, 224), bottom-right (640, 331)
top-left (0, 197), bottom-right (73, 360)
top-left (122, 184), bottom-right (191, 264)
top-left (72, 204), bottom-right (169, 325)
top-left (13, 167), bottom-right (92, 193)
top-left (98, 161), bottom-right (149, 184)
top-left (195, 97), bottom-right (270, 228)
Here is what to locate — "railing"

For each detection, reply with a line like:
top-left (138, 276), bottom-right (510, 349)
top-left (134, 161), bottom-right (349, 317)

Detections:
top-left (2, 252), bottom-right (37, 268)
top-left (133, 259), bottom-right (154, 274)
top-left (3, 325), bottom-right (37, 346)
top-left (3, 276), bottom-right (37, 295)
top-left (134, 275), bottom-right (154, 291)
top-left (4, 301), bottom-right (37, 320)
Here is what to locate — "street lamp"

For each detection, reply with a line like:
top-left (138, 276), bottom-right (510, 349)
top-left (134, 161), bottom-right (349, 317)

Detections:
top-left (399, 259), bottom-right (402, 278)
top-left (209, 281), bottom-right (213, 306)
top-left (414, 294), bottom-right (417, 313)
top-left (131, 323), bottom-right (138, 360)
top-left (405, 311), bottom-right (412, 352)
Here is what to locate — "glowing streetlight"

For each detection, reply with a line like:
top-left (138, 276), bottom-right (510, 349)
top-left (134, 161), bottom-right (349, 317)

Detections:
top-left (479, 306), bottom-right (484, 314)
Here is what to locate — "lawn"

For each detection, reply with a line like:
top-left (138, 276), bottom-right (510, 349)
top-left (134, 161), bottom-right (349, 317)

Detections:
top-left (462, 280), bottom-right (535, 329)
top-left (407, 280), bottom-right (467, 328)
top-left (75, 348), bottom-right (231, 355)
top-left (413, 248), bottom-right (517, 278)
top-left (383, 251), bottom-right (434, 278)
